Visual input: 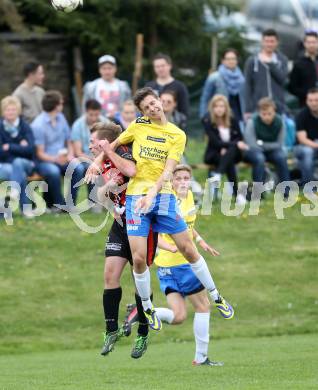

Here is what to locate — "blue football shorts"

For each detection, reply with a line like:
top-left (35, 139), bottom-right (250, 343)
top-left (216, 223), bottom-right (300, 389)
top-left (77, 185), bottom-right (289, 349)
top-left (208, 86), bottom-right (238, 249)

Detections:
top-left (157, 263), bottom-right (204, 297)
top-left (125, 193), bottom-right (187, 237)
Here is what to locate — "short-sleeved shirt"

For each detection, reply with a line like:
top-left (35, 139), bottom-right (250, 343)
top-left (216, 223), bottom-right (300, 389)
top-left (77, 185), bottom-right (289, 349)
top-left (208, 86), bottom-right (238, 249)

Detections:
top-left (13, 83), bottom-right (45, 124)
top-left (296, 107), bottom-right (318, 141)
top-left (155, 190), bottom-right (196, 267)
top-left (71, 114), bottom-right (109, 156)
top-left (117, 117), bottom-right (186, 195)
top-left (31, 111), bottom-right (70, 156)
top-left (95, 79), bottom-right (121, 117)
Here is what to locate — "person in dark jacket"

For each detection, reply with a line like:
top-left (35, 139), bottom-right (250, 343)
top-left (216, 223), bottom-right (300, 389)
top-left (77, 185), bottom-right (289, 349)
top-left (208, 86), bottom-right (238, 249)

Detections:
top-left (244, 29), bottom-right (288, 117)
top-left (289, 31), bottom-right (318, 107)
top-left (0, 96), bottom-right (35, 216)
top-left (202, 94), bottom-right (248, 199)
top-left (145, 53), bottom-right (189, 118)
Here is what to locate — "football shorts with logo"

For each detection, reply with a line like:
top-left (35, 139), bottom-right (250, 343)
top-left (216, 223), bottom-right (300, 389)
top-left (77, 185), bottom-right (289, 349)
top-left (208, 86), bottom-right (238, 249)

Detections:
top-left (117, 116), bottom-right (187, 237)
top-left (105, 219), bottom-right (158, 266)
top-left (155, 190), bottom-right (204, 296)
top-left (125, 193), bottom-right (187, 237)
top-left (157, 264), bottom-right (204, 297)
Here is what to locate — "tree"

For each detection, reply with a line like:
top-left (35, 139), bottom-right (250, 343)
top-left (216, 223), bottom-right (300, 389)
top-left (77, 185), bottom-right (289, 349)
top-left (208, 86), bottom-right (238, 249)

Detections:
top-left (9, 0), bottom-right (240, 82)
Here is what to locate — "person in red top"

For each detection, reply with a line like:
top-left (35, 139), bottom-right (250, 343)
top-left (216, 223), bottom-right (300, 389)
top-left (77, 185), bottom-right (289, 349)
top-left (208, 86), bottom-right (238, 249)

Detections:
top-left (88, 122), bottom-right (157, 359)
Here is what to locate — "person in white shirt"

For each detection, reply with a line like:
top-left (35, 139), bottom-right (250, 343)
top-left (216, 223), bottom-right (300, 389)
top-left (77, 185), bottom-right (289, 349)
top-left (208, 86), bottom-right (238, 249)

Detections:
top-left (82, 55), bottom-right (131, 118)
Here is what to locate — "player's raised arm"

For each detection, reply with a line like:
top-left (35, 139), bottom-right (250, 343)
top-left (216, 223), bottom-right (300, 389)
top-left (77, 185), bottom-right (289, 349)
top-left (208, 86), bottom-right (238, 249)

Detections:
top-left (134, 158), bottom-right (178, 214)
top-left (192, 228), bottom-right (220, 256)
top-left (84, 152), bottom-right (104, 183)
top-left (99, 139), bottom-right (136, 178)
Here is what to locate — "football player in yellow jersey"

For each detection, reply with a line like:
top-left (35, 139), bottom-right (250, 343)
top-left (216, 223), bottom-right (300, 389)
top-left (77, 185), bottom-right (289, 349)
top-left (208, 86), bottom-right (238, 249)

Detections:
top-left (155, 164), bottom-right (224, 366)
top-left (86, 87), bottom-right (234, 332)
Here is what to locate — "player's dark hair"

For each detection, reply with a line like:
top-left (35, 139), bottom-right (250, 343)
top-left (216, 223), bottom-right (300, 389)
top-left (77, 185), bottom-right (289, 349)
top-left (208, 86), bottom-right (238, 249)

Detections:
top-left (85, 99), bottom-right (101, 111)
top-left (91, 122), bottom-right (122, 143)
top-left (160, 90), bottom-right (177, 102)
top-left (23, 61), bottom-right (41, 78)
top-left (221, 48), bottom-right (239, 59)
top-left (307, 87), bottom-right (318, 95)
top-left (305, 31), bottom-right (318, 40)
top-left (153, 53), bottom-right (172, 65)
top-left (262, 29), bottom-right (278, 39)
top-left (42, 90), bottom-right (63, 112)
top-left (133, 87), bottom-right (159, 111)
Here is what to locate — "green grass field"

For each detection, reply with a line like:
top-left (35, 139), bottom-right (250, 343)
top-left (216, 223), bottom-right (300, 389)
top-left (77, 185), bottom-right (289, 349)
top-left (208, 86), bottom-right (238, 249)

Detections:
top-left (1, 334), bottom-right (317, 390)
top-left (1, 139), bottom-right (318, 389)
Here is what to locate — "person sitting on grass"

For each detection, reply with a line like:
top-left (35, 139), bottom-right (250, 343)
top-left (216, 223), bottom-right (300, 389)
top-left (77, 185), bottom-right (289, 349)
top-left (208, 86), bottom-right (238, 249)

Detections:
top-left (243, 97), bottom-right (290, 196)
top-left (202, 94), bottom-right (249, 204)
top-left (0, 96), bottom-right (35, 218)
top-left (31, 90), bottom-right (83, 212)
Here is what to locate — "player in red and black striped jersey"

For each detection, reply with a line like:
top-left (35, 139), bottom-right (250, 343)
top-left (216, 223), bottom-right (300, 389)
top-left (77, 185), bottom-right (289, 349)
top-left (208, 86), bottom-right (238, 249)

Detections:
top-left (88, 122), bottom-right (157, 359)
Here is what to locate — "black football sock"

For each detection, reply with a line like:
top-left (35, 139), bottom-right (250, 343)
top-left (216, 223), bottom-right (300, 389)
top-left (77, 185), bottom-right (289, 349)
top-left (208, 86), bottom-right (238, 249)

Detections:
top-left (135, 292), bottom-right (153, 336)
top-left (103, 287), bottom-right (122, 333)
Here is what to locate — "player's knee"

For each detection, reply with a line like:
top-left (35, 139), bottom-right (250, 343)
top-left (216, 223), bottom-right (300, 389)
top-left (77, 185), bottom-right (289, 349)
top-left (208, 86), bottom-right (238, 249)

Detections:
top-left (104, 266), bottom-right (120, 288)
top-left (195, 301), bottom-right (210, 313)
top-left (131, 251), bottom-right (146, 270)
top-left (172, 310), bottom-right (187, 324)
top-left (178, 242), bottom-right (196, 262)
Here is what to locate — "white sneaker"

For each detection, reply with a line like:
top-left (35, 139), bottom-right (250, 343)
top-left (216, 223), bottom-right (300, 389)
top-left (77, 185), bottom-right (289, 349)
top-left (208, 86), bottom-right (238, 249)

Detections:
top-left (22, 209), bottom-right (36, 219)
top-left (9, 188), bottom-right (20, 201)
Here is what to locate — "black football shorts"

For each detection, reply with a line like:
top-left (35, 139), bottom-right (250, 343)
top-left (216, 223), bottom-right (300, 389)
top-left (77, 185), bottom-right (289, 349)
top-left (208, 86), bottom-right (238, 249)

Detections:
top-left (105, 219), bottom-right (158, 266)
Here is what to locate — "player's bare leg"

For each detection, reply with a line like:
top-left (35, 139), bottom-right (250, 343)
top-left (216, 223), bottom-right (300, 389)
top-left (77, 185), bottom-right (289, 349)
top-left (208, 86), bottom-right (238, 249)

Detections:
top-left (128, 235), bottom-right (162, 331)
top-left (171, 230), bottom-right (234, 319)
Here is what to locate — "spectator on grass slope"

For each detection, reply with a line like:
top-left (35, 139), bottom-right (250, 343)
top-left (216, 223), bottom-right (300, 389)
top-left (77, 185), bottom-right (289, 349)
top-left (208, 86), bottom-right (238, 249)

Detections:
top-left (13, 61), bottom-right (45, 124)
top-left (244, 29), bottom-right (288, 117)
top-left (200, 49), bottom-right (245, 128)
top-left (294, 88), bottom-right (318, 187)
top-left (32, 91), bottom-right (84, 211)
top-left (82, 55), bottom-right (131, 118)
top-left (243, 98), bottom-right (290, 191)
top-left (289, 31), bottom-right (318, 107)
top-left (202, 94), bottom-right (248, 203)
top-left (0, 96), bottom-right (35, 217)
top-left (160, 90), bottom-right (187, 132)
top-left (146, 53), bottom-right (189, 118)
top-left (111, 100), bottom-right (137, 131)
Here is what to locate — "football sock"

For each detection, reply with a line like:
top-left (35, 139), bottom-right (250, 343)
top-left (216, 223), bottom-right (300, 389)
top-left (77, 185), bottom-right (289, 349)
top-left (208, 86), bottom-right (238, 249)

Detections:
top-left (190, 256), bottom-right (219, 302)
top-left (193, 312), bottom-right (210, 363)
top-left (156, 308), bottom-right (175, 324)
top-left (135, 293), bottom-right (153, 336)
top-left (133, 268), bottom-right (152, 311)
top-left (103, 287), bottom-right (122, 332)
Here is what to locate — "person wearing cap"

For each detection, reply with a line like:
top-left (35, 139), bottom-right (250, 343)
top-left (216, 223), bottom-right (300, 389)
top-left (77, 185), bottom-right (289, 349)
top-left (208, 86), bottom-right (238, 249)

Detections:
top-left (82, 55), bottom-right (131, 118)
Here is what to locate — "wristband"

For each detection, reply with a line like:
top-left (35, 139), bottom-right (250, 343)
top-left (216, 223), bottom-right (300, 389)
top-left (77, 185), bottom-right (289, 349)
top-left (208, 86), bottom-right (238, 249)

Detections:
top-left (195, 235), bottom-right (203, 243)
